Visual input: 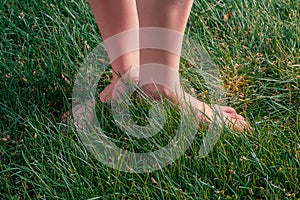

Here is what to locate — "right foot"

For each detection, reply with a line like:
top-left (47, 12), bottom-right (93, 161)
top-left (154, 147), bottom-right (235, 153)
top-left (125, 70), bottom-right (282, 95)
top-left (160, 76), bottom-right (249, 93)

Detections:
top-left (140, 83), bottom-right (250, 132)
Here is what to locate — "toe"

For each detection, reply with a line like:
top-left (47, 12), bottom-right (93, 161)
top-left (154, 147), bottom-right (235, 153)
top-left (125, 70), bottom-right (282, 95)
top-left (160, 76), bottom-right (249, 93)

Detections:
top-left (221, 106), bottom-right (237, 114)
top-left (99, 83), bottom-right (114, 103)
top-left (224, 112), bottom-right (249, 132)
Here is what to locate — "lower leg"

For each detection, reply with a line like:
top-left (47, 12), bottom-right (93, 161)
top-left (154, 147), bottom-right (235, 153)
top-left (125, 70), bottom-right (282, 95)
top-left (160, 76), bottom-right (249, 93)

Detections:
top-left (88, 0), bottom-right (139, 102)
top-left (137, 0), bottom-right (192, 102)
top-left (136, 0), bottom-right (249, 131)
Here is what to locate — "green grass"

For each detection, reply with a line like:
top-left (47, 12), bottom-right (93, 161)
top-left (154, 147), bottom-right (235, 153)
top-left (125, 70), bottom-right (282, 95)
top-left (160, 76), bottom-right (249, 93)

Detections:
top-left (1, 0), bottom-right (299, 199)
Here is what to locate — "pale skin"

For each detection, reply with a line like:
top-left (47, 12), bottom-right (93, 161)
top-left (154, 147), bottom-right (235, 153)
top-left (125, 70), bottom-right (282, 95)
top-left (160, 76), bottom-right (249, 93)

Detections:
top-left (87, 0), bottom-right (250, 132)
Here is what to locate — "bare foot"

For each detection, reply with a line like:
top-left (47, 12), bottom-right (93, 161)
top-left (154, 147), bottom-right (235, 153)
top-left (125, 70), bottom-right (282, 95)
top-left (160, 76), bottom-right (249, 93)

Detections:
top-left (95, 64), bottom-right (250, 132)
top-left (71, 80), bottom-right (249, 133)
top-left (99, 78), bottom-right (140, 103)
top-left (99, 69), bottom-right (139, 103)
top-left (140, 83), bottom-right (250, 132)
top-left (98, 79), bottom-right (250, 132)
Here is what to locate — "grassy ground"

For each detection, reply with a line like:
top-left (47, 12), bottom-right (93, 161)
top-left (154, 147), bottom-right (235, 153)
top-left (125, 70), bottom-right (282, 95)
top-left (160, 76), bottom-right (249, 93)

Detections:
top-left (1, 0), bottom-right (299, 199)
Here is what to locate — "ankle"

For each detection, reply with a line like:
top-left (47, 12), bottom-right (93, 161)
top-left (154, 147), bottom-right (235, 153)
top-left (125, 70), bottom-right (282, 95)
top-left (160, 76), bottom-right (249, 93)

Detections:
top-left (112, 66), bottom-right (139, 82)
top-left (141, 83), bottom-right (178, 103)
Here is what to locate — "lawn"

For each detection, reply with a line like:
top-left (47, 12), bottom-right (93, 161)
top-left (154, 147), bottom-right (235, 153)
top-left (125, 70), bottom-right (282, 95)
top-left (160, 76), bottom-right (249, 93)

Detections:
top-left (1, 0), bottom-right (299, 199)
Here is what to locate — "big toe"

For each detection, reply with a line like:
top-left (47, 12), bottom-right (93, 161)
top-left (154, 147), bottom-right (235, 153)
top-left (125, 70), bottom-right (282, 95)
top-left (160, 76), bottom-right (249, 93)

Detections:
top-left (99, 83), bottom-right (114, 103)
top-left (225, 113), bottom-right (249, 132)
top-left (221, 106), bottom-right (237, 114)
